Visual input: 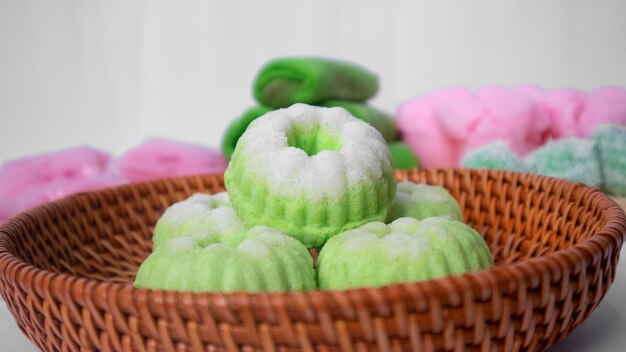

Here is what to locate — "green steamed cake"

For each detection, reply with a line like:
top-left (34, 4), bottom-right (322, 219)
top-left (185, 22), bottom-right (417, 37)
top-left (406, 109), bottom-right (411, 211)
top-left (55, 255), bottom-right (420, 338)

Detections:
top-left (388, 142), bottom-right (421, 170)
top-left (593, 124), bottom-right (626, 196)
top-left (461, 142), bottom-right (529, 172)
top-left (253, 57), bottom-right (378, 108)
top-left (222, 102), bottom-right (396, 160)
top-left (224, 103), bottom-right (396, 248)
top-left (222, 105), bottom-right (273, 160)
top-left (134, 226), bottom-right (316, 293)
top-left (319, 100), bottom-right (398, 142)
top-left (152, 192), bottom-right (247, 249)
top-left (390, 182), bottom-right (462, 222)
top-left (317, 217), bottom-right (494, 290)
top-left (524, 138), bottom-right (603, 188)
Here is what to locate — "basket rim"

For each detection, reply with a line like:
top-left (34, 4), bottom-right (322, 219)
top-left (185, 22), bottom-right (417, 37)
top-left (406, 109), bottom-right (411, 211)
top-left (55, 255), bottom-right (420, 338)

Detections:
top-left (1, 169), bottom-right (625, 313)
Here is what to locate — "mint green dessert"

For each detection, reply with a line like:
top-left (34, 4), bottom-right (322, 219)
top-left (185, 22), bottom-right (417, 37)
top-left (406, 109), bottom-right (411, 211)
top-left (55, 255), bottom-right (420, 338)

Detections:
top-left (224, 103), bottom-right (396, 248)
top-left (593, 124), bottom-right (626, 196)
top-left (390, 182), bottom-right (462, 222)
top-left (152, 192), bottom-right (246, 249)
top-left (524, 138), bottom-right (603, 188)
top-left (461, 142), bottom-right (529, 172)
top-left (134, 226), bottom-right (316, 292)
top-left (317, 217), bottom-right (494, 290)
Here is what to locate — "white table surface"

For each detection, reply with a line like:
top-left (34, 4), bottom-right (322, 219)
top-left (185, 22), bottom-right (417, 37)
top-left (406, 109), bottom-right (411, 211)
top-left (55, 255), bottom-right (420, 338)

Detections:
top-left (2, 246), bottom-right (625, 351)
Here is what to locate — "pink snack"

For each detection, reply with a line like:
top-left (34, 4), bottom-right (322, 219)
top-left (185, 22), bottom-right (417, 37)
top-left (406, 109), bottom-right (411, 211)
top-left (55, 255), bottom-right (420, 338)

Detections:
top-left (397, 93), bottom-right (459, 168)
top-left (462, 86), bottom-right (551, 158)
top-left (578, 87), bottom-right (626, 136)
top-left (0, 146), bottom-right (112, 202)
top-left (15, 172), bottom-right (126, 213)
top-left (114, 137), bottom-right (228, 182)
top-left (0, 195), bottom-right (18, 221)
top-left (397, 86), bottom-right (550, 167)
top-left (517, 85), bottom-right (586, 139)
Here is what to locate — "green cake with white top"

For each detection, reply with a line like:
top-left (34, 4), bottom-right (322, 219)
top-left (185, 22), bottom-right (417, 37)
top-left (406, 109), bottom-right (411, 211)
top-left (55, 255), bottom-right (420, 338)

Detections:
top-left (152, 192), bottom-right (246, 249)
top-left (317, 217), bottom-right (494, 290)
top-left (390, 182), bottom-right (463, 222)
top-left (224, 103), bottom-right (396, 248)
top-left (134, 226), bottom-right (316, 293)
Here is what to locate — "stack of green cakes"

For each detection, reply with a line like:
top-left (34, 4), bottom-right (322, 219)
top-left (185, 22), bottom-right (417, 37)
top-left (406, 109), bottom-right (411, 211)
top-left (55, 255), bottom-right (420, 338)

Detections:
top-left (135, 104), bottom-right (494, 293)
top-left (222, 57), bottom-right (420, 170)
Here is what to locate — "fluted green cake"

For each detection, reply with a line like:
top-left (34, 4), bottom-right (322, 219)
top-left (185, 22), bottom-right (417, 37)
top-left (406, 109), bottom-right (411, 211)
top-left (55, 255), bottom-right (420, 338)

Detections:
top-left (134, 226), bottom-right (316, 293)
top-left (317, 217), bottom-right (494, 290)
top-left (222, 102), bottom-right (397, 160)
top-left (224, 103), bottom-right (396, 248)
top-left (390, 182), bottom-right (462, 222)
top-left (152, 192), bottom-right (246, 249)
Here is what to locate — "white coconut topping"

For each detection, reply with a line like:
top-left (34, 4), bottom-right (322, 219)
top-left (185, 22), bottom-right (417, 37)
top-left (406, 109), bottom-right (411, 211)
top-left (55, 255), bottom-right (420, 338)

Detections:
top-left (235, 104), bottom-right (392, 200)
top-left (381, 232), bottom-right (428, 259)
top-left (397, 182), bottom-right (450, 202)
top-left (237, 239), bottom-right (272, 257)
top-left (388, 217), bottom-right (421, 233)
top-left (165, 236), bottom-right (197, 251)
top-left (336, 220), bottom-right (429, 256)
top-left (160, 192), bottom-right (246, 233)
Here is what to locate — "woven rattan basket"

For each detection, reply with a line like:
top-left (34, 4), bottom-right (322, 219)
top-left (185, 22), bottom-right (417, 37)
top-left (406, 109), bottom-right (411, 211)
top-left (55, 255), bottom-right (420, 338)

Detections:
top-left (0, 169), bottom-right (625, 352)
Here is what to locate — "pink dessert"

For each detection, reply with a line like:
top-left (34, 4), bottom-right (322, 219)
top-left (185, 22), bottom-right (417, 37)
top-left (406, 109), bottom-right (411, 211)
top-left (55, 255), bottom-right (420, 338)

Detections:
top-left (578, 87), bottom-right (626, 137)
top-left (0, 146), bottom-right (112, 202)
top-left (397, 86), bottom-right (626, 168)
top-left (396, 93), bottom-right (458, 168)
top-left (462, 86), bottom-right (550, 158)
top-left (0, 195), bottom-right (17, 221)
top-left (397, 86), bottom-right (550, 168)
top-left (114, 138), bottom-right (227, 182)
top-left (14, 173), bottom-right (126, 213)
top-left (518, 85), bottom-right (586, 139)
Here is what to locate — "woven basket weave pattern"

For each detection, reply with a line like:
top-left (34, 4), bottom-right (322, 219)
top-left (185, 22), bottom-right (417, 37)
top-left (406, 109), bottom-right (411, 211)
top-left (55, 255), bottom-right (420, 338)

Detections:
top-left (0, 169), bottom-right (624, 352)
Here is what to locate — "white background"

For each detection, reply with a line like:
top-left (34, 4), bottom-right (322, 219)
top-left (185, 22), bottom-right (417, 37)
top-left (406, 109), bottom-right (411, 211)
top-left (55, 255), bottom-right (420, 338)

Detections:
top-left (1, 1), bottom-right (626, 351)
top-left (1, 0), bottom-right (626, 164)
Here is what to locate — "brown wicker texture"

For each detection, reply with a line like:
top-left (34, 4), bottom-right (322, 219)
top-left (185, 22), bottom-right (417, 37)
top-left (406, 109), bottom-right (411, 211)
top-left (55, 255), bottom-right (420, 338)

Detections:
top-left (0, 169), bottom-right (625, 352)
top-left (611, 196), bottom-right (626, 213)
